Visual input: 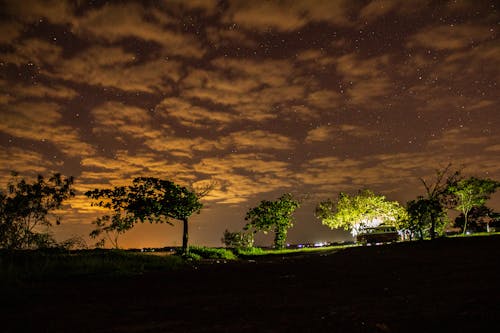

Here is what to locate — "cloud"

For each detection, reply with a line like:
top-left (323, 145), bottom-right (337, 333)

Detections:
top-left (1, 38), bottom-right (62, 67)
top-left (72, 3), bottom-right (205, 58)
top-left (359, 0), bottom-right (431, 21)
top-left (307, 90), bottom-right (342, 109)
top-left (427, 127), bottom-right (492, 150)
top-left (305, 124), bottom-right (378, 143)
top-left (182, 57), bottom-right (306, 121)
top-left (3, 0), bottom-right (75, 25)
top-left (1, 80), bottom-right (78, 100)
top-left (0, 102), bottom-right (95, 157)
top-left (407, 24), bottom-right (494, 50)
top-left (335, 53), bottom-right (393, 106)
top-left (194, 153), bottom-right (294, 204)
top-left (222, 0), bottom-right (356, 32)
top-left (485, 144), bottom-right (500, 152)
top-left (0, 147), bottom-right (56, 177)
top-left (48, 46), bottom-right (182, 93)
top-left (146, 129), bottom-right (295, 157)
top-left (91, 102), bottom-right (166, 147)
top-left (167, 0), bottom-right (220, 16)
top-left (305, 126), bottom-right (334, 143)
top-left (155, 97), bottom-right (236, 129)
top-left (0, 20), bottom-right (22, 44)
top-left (221, 130), bottom-right (296, 151)
top-left (80, 150), bottom-right (196, 186)
top-left (295, 49), bottom-right (336, 67)
top-left (206, 27), bottom-right (258, 49)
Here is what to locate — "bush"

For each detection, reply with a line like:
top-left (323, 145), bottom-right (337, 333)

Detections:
top-left (233, 247), bottom-right (265, 257)
top-left (221, 230), bottom-right (254, 248)
top-left (188, 246), bottom-right (237, 260)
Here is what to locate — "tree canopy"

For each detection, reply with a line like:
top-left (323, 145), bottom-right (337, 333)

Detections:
top-left (418, 164), bottom-right (462, 239)
top-left (86, 177), bottom-right (203, 254)
top-left (315, 189), bottom-right (406, 237)
top-left (447, 177), bottom-right (499, 234)
top-left (0, 173), bottom-right (74, 249)
top-left (405, 197), bottom-right (447, 240)
top-left (244, 193), bottom-right (300, 249)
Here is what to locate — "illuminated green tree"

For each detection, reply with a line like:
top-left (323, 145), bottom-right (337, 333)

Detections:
top-left (86, 177), bottom-right (204, 255)
top-left (315, 189), bottom-right (406, 237)
top-left (447, 177), bottom-right (499, 234)
top-left (0, 172), bottom-right (74, 249)
top-left (244, 193), bottom-right (300, 249)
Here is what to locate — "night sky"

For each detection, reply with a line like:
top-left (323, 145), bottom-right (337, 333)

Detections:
top-left (1, 0), bottom-right (499, 248)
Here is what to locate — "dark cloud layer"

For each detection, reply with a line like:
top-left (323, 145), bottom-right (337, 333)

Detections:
top-left (0, 0), bottom-right (499, 247)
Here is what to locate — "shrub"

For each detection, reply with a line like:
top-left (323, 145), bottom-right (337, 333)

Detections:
top-left (188, 246), bottom-right (237, 260)
top-left (221, 230), bottom-right (254, 248)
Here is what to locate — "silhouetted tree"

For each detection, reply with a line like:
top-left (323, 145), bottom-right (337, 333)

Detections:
top-left (316, 189), bottom-right (406, 238)
top-left (405, 197), bottom-right (446, 240)
top-left (89, 214), bottom-right (135, 249)
top-left (454, 205), bottom-right (495, 233)
top-left (86, 177), bottom-right (203, 255)
top-left (0, 172), bottom-right (74, 249)
top-left (244, 193), bottom-right (300, 249)
top-left (418, 164), bottom-right (462, 239)
top-left (447, 177), bottom-right (499, 234)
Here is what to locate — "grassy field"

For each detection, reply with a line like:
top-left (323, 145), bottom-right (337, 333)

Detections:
top-left (0, 249), bottom-right (185, 283)
top-left (2, 234), bottom-right (500, 332)
top-left (0, 241), bottom-right (364, 283)
top-left (1, 233), bottom-right (498, 283)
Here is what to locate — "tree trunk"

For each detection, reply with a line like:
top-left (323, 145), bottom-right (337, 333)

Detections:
top-left (430, 215), bottom-right (436, 240)
top-left (462, 212), bottom-right (468, 235)
top-left (182, 218), bottom-right (189, 255)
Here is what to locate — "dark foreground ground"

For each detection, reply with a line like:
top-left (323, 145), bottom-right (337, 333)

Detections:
top-left (3, 235), bottom-right (500, 333)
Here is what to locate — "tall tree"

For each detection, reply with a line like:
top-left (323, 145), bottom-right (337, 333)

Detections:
top-left (315, 189), bottom-right (406, 237)
top-left (447, 177), bottom-right (499, 234)
top-left (418, 164), bottom-right (462, 239)
top-left (244, 193), bottom-right (300, 249)
top-left (0, 172), bottom-right (74, 249)
top-left (86, 177), bottom-right (203, 255)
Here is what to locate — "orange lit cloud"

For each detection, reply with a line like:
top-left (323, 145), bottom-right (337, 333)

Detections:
top-left (222, 0), bottom-right (355, 32)
top-left (407, 24), bottom-right (494, 51)
top-left (48, 46), bottom-right (182, 93)
top-left (73, 3), bottom-right (205, 58)
top-left (0, 102), bottom-right (95, 157)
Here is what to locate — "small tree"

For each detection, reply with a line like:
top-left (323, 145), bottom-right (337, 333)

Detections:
top-left (454, 205), bottom-right (495, 233)
top-left (89, 214), bottom-right (135, 249)
top-left (86, 177), bottom-right (203, 255)
top-left (405, 197), bottom-right (447, 240)
top-left (222, 229), bottom-right (254, 248)
top-left (0, 172), bottom-right (74, 249)
top-left (244, 193), bottom-right (300, 249)
top-left (316, 189), bottom-right (406, 237)
top-left (447, 177), bottom-right (499, 234)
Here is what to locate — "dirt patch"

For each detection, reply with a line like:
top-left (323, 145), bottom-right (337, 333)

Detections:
top-left (2, 235), bottom-right (500, 332)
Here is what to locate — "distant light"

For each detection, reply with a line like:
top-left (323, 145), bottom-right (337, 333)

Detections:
top-left (314, 242), bottom-right (325, 247)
